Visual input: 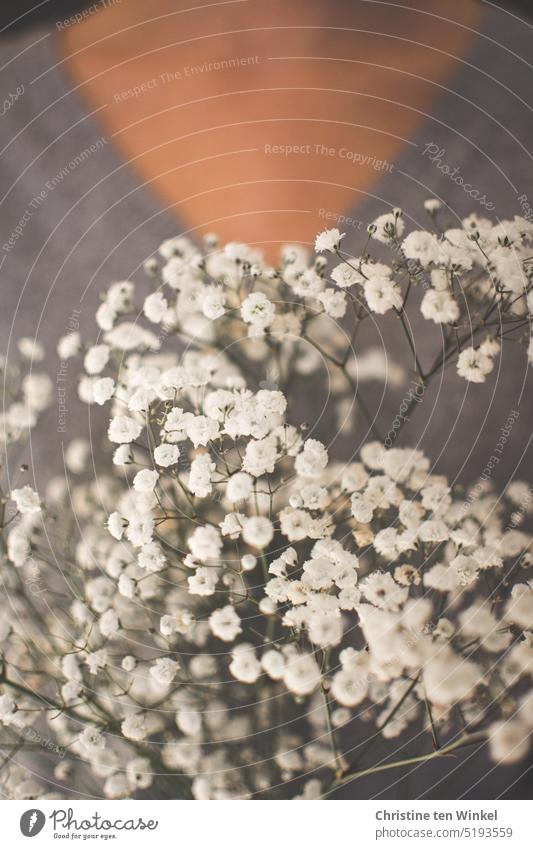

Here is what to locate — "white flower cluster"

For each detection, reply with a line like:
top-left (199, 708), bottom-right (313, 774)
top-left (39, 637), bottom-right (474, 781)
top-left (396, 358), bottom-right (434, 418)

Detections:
top-left (321, 207), bottom-right (533, 382)
top-left (1, 207), bottom-right (532, 801)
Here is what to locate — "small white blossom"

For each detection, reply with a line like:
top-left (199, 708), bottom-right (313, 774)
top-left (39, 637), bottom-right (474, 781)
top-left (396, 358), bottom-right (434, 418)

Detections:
top-left (457, 347), bottom-right (494, 383)
top-left (315, 228), bottom-right (344, 253)
top-left (188, 525), bottom-right (222, 563)
top-left (121, 714), bottom-right (147, 742)
top-left (295, 439), bottom-right (328, 478)
top-left (371, 211), bottom-right (404, 243)
top-left (150, 657), bottom-right (180, 686)
top-left (57, 332), bottom-right (81, 359)
top-left (0, 695), bottom-right (17, 725)
top-left (133, 469), bottom-right (159, 492)
top-left (154, 443), bottom-right (180, 467)
top-left (226, 472), bottom-right (253, 503)
top-left (11, 486), bottom-right (41, 515)
top-left (107, 511), bottom-right (126, 540)
top-left (93, 377), bottom-right (115, 405)
top-left (488, 720), bottom-right (531, 764)
top-left (209, 605), bottom-right (242, 641)
top-left (138, 542), bottom-right (166, 572)
top-left (364, 277), bottom-right (402, 314)
top-left (331, 668), bottom-right (368, 707)
top-left (202, 288), bottom-right (226, 319)
top-left (283, 653), bottom-right (321, 696)
top-left (241, 292), bottom-right (275, 331)
top-left (84, 344), bottom-right (110, 375)
top-left (242, 437), bottom-right (278, 477)
top-left (317, 288), bottom-right (347, 318)
top-left (143, 291), bottom-right (168, 323)
top-left (189, 453), bottom-right (216, 497)
top-left (108, 415), bottom-right (142, 444)
top-left (242, 516), bottom-right (274, 549)
top-left (23, 374), bottom-right (53, 412)
top-left (421, 289), bottom-right (460, 324)
top-left (188, 567), bottom-right (218, 597)
top-left (229, 644), bottom-right (262, 683)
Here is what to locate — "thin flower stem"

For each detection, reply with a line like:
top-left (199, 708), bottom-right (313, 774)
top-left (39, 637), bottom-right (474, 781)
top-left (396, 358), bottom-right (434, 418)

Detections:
top-left (322, 685), bottom-right (344, 778)
top-left (308, 339), bottom-right (383, 441)
top-left (424, 695), bottom-right (441, 751)
top-left (326, 731), bottom-right (487, 795)
top-left (340, 674), bottom-right (421, 776)
top-left (395, 308), bottom-right (426, 384)
top-left (319, 650), bottom-right (344, 778)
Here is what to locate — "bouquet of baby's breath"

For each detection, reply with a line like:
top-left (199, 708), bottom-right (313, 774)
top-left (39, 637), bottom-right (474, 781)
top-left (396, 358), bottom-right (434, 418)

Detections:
top-left (1, 202), bottom-right (533, 799)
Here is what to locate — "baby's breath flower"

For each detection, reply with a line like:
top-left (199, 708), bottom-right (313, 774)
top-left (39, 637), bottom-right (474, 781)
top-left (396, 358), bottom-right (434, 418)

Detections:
top-left (241, 292), bottom-right (276, 332)
top-left (154, 442), bottom-right (180, 467)
top-left (314, 228), bottom-right (344, 253)
top-left (11, 485), bottom-right (41, 515)
top-left (456, 346), bottom-right (495, 383)
top-left (283, 653), bottom-right (321, 696)
top-left (364, 276), bottom-right (402, 314)
top-left (420, 289), bottom-right (460, 324)
top-left (5, 202), bottom-right (533, 800)
top-left (108, 415), bottom-right (142, 444)
top-left (209, 605), bottom-right (242, 641)
top-left (143, 291), bottom-right (168, 323)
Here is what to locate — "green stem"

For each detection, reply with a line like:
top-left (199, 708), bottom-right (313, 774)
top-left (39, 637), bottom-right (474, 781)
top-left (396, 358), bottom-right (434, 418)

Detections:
top-left (326, 731), bottom-right (487, 795)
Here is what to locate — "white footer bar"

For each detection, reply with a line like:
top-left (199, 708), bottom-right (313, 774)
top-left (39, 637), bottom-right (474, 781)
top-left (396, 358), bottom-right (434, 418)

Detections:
top-left (4, 799), bottom-right (529, 848)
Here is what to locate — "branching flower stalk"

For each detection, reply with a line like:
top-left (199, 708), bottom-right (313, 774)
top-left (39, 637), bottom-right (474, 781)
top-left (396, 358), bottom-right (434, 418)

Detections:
top-left (1, 202), bottom-right (533, 800)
